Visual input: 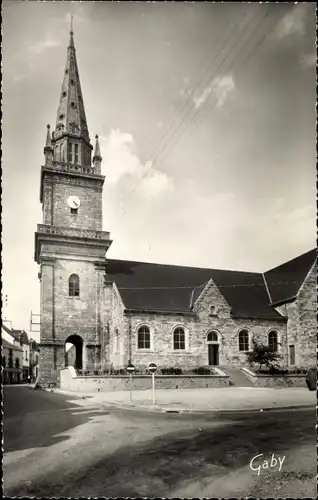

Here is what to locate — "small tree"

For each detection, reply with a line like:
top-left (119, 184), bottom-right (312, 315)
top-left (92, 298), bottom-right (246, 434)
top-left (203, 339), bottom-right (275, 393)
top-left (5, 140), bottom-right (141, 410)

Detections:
top-left (245, 339), bottom-right (281, 370)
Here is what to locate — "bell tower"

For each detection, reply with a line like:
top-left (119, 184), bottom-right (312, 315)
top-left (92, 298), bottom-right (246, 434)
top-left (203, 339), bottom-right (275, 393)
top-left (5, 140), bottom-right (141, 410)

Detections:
top-left (34, 27), bottom-right (112, 386)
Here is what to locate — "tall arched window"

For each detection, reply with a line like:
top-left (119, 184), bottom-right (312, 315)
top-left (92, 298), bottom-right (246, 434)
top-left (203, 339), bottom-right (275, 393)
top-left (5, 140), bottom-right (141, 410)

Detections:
top-left (207, 331), bottom-right (218, 342)
top-left (268, 330), bottom-right (278, 351)
top-left (173, 327), bottom-right (186, 350)
top-left (238, 329), bottom-right (249, 352)
top-left (69, 274), bottom-right (80, 297)
top-left (114, 328), bottom-right (119, 354)
top-left (137, 325), bottom-right (151, 349)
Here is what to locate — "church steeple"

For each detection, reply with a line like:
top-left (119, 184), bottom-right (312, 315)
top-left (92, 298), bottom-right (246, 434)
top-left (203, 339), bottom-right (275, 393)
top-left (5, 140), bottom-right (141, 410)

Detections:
top-left (52, 24), bottom-right (93, 167)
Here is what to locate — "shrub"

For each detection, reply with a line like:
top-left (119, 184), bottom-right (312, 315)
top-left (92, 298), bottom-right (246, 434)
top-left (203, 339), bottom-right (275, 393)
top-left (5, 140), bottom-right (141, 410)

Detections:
top-left (246, 340), bottom-right (282, 370)
top-left (159, 367), bottom-right (183, 375)
top-left (193, 366), bottom-right (211, 375)
top-left (161, 367), bottom-right (174, 375)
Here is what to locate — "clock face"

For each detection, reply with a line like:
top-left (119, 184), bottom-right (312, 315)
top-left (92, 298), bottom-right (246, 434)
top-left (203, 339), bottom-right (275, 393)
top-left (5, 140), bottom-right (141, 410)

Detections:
top-left (67, 195), bottom-right (81, 209)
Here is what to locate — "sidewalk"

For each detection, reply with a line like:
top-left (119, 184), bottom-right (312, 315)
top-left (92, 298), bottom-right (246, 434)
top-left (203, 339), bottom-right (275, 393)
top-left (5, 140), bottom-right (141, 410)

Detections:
top-left (45, 386), bottom-right (316, 414)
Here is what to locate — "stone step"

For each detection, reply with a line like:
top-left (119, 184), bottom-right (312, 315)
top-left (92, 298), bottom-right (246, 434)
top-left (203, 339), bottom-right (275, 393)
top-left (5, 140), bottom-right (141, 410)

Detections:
top-left (218, 366), bottom-right (254, 387)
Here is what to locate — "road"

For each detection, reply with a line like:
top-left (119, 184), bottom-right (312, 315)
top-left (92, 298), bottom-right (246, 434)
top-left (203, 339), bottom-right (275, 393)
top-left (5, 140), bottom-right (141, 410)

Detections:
top-left (3, 386), bottom-right (316, 498)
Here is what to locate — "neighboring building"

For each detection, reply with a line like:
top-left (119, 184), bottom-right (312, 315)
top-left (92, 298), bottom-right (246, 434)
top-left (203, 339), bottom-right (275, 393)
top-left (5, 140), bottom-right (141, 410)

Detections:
top-left (11, 330), bottom-right (30, 382)
top-left (1, 325), bottom-right (39, 382)
top-left (29, 339), bottom-right (40, 382)
top-left (2, 338), bottom-right (23, 385)
top-left (34, 28), bottom-right (317, 385)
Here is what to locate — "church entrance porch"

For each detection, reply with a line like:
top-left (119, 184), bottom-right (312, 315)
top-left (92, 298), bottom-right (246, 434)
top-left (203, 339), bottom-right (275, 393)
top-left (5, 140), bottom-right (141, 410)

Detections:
top-left (208, 344), bottom-right (219, 366)
top-left (207, 330), bottom-right (220, 366)
top-left (64, 335), bottom-right (83, 371)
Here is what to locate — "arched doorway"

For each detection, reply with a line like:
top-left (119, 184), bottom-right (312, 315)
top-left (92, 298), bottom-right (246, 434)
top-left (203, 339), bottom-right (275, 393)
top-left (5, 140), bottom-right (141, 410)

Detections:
top-left (65, 335), bottom-right (83, 370)
top-left (206, 330), bottom-right (220, 366)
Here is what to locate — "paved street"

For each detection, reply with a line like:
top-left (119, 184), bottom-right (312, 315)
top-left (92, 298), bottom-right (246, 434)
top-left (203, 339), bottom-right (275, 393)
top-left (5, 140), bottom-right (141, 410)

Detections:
top-left (3, 386), bottom-right (316, 498)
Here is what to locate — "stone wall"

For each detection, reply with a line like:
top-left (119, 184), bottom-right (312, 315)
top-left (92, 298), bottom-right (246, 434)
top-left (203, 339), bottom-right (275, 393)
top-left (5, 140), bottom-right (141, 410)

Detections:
top-left (242, 367), bottom-right (307, 388)
top-left (59, 367), bottom-right (229, 392)
top-left (125, 278), bottom-right (287, 370)
top-left (43, 174), bottom-right (103, 231)
top-left (275, 263), bottom-right (316, 367)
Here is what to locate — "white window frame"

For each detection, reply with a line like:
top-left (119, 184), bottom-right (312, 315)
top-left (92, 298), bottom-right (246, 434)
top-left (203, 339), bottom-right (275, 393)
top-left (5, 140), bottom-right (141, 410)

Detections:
top-left (136, 323), bottom-right (153, 351)
top-left (267, 329), bottom-right (280, 352)
top-left (206, 330), bottom-right (219, 343)
top-left (171, 324), bottom-right (189, 352)
top-left (238, 328), bottom-right (251, 352)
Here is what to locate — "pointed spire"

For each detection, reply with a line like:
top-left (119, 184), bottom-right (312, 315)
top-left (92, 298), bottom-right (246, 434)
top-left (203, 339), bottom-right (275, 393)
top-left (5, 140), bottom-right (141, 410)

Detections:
top-left (53, 24), bottom-right (93, 167)
top-left (69, 14), bottom-right (74, 49)
top-left (94, 134), bottom-right (102, 159)
top-left (44, 124), bottom-right (53, 165)
top-left (45, 124), bottom-right (52, 149)
top-left (93, 134), bottom-right (102, 173)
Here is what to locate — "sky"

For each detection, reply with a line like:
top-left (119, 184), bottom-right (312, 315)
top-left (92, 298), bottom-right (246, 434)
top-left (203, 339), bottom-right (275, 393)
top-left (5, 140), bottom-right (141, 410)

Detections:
top-left (2, 1), bottom-right (316, 340)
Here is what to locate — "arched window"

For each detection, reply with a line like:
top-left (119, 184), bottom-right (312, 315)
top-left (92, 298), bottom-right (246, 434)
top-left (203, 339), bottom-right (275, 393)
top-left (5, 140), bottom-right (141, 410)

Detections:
top-left (207, 331), bottom-right (218, 342)
top-left (238, 329), bottom-right (249, 352)
top-left (114, 328), bottom-right (119, 353)
top-left (69, 274), bottom-right (80, 297)
top-left (209, 305), bottom-right (218, 316)
top-left (137, 326), bottom-right (150, 349)
top-left (268, 330), bottom-right (278, 351)
top-left (173, 327), bottom-right (185, 350)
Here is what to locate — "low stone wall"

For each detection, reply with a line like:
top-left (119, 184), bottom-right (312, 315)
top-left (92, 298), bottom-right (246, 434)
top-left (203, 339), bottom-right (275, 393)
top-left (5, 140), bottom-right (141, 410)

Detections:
top-left (60, 367), bottom-right (229, 392)
top-left (242, 367), bottom-right (307, 388)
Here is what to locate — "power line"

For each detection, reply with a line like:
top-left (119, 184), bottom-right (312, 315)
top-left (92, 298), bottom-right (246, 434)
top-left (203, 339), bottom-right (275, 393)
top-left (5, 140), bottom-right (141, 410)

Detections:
top-left (152, 7), bottom-right (274, 169)
top-left (149, 6), bottom-right (259, 168)
top-left (145, 8), bottom-right (245, 163)
top-left (116, 280), bottom-right (301, 290)
top-left (114, 9), bottom-right (256, 219)
top-left (114, 7), bottom-right (274, 222)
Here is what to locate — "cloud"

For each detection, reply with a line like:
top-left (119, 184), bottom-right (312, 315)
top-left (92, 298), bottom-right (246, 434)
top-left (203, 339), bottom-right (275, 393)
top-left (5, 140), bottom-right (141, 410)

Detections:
top-left (28, 37), bottom-right (61, 56)
top-left (99, 129), bottom-right (173, 198)
top-left (273, 4), bottom-right (308, 40)
top-left (300, 52), bottom-right (316, 69)
top-left (193, 75), bottom-right (235, 109)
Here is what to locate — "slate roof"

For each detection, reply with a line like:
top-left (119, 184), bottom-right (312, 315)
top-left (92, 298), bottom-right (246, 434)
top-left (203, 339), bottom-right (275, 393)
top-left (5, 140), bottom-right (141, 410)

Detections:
top-left (264, 248), bottom-right (316, 305)
top-left (106, 259), bottom-right (284, 320)
top-left (2, 337), bottom-right (23, 351)
top-left (12, 329), bottom-right (29, 345)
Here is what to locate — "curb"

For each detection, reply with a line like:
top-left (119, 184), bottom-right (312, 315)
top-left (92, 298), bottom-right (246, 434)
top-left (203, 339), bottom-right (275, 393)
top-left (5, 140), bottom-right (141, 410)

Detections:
top-left (99, 401), bottom-right (315, 415)
top-left (42, 388), bottom-right (315, 415)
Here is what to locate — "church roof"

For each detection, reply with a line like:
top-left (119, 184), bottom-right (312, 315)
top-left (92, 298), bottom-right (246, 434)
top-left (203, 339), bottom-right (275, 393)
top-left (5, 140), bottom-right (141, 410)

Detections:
top-left (106, 259), bottom-right (284, 320)
top-left (264, 248), bottom-right (316, 305)
top-left (54, 29), bottom-right (91, 145)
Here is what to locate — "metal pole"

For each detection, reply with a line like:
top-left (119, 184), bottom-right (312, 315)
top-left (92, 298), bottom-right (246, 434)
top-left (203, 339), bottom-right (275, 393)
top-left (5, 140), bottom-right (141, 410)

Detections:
top-left (152, 372), bottom-right (156, 405)
top-left (130, 373), bottom-right (132, 403)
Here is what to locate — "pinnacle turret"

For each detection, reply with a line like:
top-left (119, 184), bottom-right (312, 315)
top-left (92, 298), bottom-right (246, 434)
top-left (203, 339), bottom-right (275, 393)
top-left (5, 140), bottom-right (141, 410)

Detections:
top-left (93, 134), bottom-right (102, 174)
top-left (44, 124), bottom-right (53, 165)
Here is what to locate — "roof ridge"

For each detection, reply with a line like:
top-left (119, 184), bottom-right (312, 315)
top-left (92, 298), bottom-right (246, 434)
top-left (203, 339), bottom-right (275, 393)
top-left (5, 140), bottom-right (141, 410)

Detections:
top-left (107, 258), bottom-right (263, 274)
top-left (264, 248), bottom-right (316, 274)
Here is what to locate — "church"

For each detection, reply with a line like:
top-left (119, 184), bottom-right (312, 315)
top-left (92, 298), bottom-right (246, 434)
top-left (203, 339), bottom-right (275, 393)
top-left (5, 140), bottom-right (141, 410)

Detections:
top-left (34, 29), bottom-right (316, 385)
